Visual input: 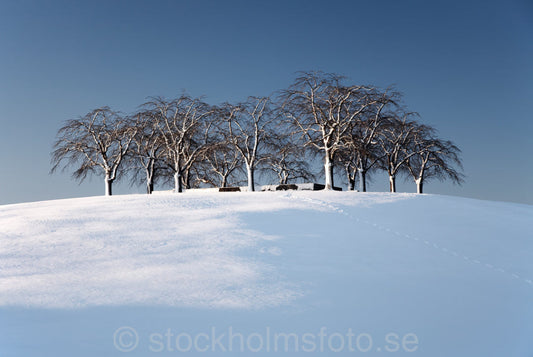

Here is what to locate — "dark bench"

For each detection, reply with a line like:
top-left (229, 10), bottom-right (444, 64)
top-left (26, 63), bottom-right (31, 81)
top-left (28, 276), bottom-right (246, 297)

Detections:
top-left (311, 183), bottom-right (342, 191)
top-left (219, 187), bottom-right (241, 192)
top-left (276, 184), bottom-right (298, 191)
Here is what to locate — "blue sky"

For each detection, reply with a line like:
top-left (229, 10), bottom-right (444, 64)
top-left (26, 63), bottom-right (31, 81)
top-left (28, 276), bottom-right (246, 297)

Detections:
top-left (0, 0), bottom-right (531, 204)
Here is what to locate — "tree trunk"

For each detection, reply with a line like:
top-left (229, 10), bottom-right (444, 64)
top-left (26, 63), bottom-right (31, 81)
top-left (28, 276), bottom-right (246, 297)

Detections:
top-left (389, 175), bottom-right (396, 193)
top-left (348, 178), bottom-right (355, 191)
top-left (345, 166), bottom-right (354, 191)
top-left (359, 169), bottom-right (367, 192)
top-left (105, 173), bottom-right (113, 196)
top-left (416, 178), bottom-right (423, 194)
top-left (416, 166), bottom-right (426, 194)
top-left (174, 171), bottom-right (183, 193)
top-left (146, 164), bottom-right (154, 194)
top-left (184, 170), bottom-right (191, 189)
top-left (281, 171), bottom-right (288, 185)
top-left (146, 177), bottom-right (154, 194)
top-left (246, 163), bottom-right (255, 192)
top-left (221, 175), bottom-right (227, 188)
top-left (324, 154), bottom-right (334, 190)
top-left (174, 154), bottom-right (183, 193)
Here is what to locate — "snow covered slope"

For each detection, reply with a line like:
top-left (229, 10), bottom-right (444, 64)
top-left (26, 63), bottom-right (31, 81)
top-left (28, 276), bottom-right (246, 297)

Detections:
top-left (0, 191), bottom-right (531, 356)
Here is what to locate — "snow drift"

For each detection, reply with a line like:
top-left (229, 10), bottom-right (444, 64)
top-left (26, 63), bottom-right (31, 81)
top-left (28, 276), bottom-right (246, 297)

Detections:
top-left (0, 191), bottom-right (531, 356)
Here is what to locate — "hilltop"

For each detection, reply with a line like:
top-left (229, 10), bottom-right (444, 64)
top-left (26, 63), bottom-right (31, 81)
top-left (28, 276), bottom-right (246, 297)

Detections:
top-left (0, 191), bottom-right (531, 356)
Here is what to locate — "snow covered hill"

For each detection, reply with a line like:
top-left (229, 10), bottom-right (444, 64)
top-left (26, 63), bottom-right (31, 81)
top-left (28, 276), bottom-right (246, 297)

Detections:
top-left (0, 191), bottom-right (531, 356)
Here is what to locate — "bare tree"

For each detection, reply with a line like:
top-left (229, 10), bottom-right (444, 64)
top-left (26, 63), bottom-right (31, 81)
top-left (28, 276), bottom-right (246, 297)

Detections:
top-left (198, 142), bottom-right (243, 188)
top-left (227, 97), bottom-right (274, 192)
top-left (377, 112), bottom-right (421, 193)
top-left (405, 126), bottom-right (464, 193)
top-left (128, 111), bottom-right (166, 194)
top-left (142, 95), bottom-right (214, 193)
top-left (266, 130), bottom-right (315, 185)
top-left (51, 107), bottom-right (137, 196)
top-left (281, 71), bottom-right (376, 190)
top-left (342, 89), bottom-right (399, 191)
top-left (337, 147), bottom-right (361, 191)
top-left (192, 106), bottom-right (243, 188)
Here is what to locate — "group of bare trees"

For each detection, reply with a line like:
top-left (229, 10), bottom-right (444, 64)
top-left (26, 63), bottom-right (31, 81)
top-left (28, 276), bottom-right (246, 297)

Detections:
top-left (51, 71), bottom-right (463, 196)
top-left (282, 72), bottom-right (463, 194)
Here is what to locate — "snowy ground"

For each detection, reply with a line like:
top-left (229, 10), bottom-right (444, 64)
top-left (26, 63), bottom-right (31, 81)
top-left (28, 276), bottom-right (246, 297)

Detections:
top-left (0, 191), bottom-right (531, 356)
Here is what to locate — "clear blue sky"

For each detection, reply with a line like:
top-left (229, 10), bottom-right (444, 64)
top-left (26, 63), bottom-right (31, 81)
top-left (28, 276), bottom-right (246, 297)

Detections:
top-left (0, 0), bottom-right (531, 205)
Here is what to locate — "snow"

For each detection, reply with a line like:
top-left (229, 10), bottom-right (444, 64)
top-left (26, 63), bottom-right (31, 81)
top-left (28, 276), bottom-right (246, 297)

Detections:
top-left (0, 191), bottom-right (531, 356)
